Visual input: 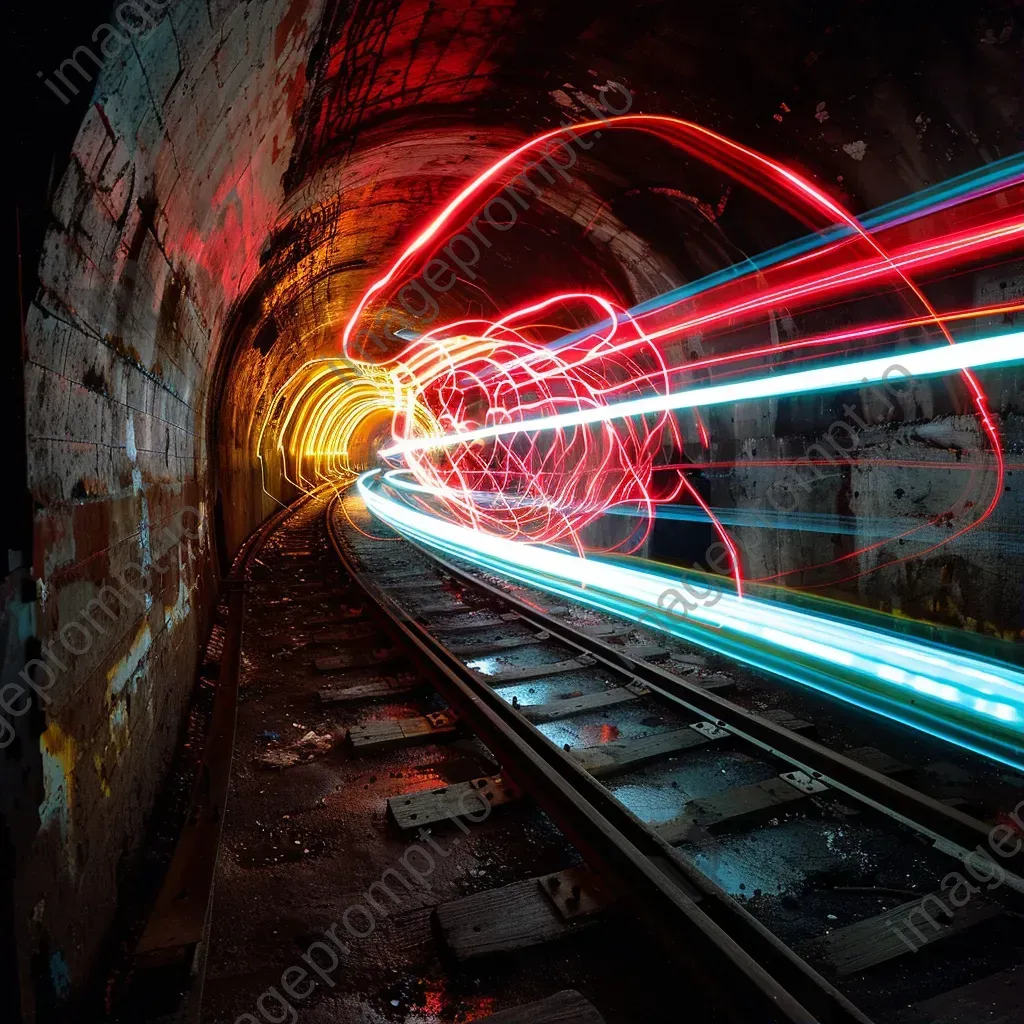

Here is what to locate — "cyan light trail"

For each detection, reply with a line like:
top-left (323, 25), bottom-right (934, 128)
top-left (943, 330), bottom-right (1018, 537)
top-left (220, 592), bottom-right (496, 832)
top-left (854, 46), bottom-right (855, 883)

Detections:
top-left (381, 470), bottom-right (1023, 550)
top-left (380, 330), bottom-right (1024, 457)
top-left (359, 471), bottom-right (1024, 772)
top-left (604, 505), bottom-right (1024, 552)
top-left (381, 470), bottom-right (1024, 552)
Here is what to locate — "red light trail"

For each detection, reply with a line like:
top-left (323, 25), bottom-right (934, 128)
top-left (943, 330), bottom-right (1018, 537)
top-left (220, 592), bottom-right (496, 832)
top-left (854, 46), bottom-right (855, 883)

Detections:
top-left (335, 116), bottom-right (1022, 600)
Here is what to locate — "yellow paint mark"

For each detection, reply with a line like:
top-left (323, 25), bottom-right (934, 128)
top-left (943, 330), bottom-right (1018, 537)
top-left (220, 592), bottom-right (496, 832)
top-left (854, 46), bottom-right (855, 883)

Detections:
top-left (106, 619), bottom-right (151, 697)
top-left (93, 755), bottom-right (112, 798)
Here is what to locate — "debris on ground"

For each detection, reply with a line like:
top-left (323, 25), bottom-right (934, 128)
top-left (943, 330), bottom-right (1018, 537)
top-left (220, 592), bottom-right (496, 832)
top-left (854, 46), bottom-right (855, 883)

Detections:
top-left (257, 729), bottom-right (335, 768)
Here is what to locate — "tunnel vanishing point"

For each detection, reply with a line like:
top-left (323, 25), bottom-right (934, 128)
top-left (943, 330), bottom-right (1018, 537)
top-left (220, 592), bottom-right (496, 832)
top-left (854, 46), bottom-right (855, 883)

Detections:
top-left (4, 2), bottom-right (1023, 1022)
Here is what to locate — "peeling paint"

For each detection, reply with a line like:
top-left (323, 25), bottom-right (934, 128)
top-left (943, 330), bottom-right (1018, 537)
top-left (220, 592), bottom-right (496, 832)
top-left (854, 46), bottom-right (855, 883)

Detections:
top-left (104, 619), bottom-right (152, 758)
top-left (39, 722), bottom-right (77, 872)
top-left (17, 0), bottom-right (326, 1003)
top-left (40, 515), bottom-right (76, 583)
top-left (125, 412), bottom-right (137, 462)
top-left (93, 755), bottom-right (112, 798)
top-left (163, 558), bottom-right (193, 632)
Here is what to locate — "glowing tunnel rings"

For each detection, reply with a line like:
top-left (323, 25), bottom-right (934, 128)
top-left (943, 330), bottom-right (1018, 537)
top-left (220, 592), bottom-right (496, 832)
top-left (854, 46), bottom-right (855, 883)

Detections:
top-left (255, 358), bottom-right (441, 500)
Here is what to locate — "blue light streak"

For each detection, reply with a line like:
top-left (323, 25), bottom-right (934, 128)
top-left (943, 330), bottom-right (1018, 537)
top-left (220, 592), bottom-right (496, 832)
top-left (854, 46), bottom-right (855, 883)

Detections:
top-left (359, 471), bottom-right (1024, 771)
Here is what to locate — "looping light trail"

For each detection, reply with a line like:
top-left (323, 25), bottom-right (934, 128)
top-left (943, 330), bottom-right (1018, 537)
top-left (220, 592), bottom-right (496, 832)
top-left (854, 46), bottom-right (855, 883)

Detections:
top-left (258, 122), bottom-right (1024, 763)
top-left (252, 118), bottom-right (1022, 623)
top-left (330, 119), bottom-right (1019, 577)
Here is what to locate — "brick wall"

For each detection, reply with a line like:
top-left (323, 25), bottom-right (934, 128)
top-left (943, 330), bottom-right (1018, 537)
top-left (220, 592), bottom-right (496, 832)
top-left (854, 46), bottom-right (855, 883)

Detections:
top-left (15, 0), bottom-right (324, 1015)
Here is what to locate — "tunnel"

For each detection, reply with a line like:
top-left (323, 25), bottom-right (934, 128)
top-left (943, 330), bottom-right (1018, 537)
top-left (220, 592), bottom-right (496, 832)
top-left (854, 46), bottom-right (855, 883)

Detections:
top-left (5, 2), bottom-right (1023, 1022)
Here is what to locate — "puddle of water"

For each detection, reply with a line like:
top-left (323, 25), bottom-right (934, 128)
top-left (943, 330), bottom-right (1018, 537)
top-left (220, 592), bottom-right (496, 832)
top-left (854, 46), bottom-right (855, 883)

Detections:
top-left (608, 751), bottom-right (778, 824)
top-left (679, 819), bottom-right (851, 897)
top-left (610, 783), bottom-right (689, 824)
top-left (537, 703), bottom-right (681, 749)
top-left (465, 654), bottom-right (508, 675)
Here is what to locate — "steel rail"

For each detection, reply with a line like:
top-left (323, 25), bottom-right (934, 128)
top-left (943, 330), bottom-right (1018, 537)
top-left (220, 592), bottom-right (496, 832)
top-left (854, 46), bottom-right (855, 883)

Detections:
top-left (327, 492), bottom-right (874, 1024)
top-left (408, 539), bottom-right (1024, 890)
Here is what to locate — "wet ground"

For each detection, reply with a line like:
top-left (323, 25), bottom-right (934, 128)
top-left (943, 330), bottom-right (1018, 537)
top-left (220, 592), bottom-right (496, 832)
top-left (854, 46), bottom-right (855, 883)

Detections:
top-left (77, 489), bottom-right (1022, 1024)
top-left (200, 496), bottom-right (713, 1023)
top-left (337, 496), bottom-right (1023, 1023)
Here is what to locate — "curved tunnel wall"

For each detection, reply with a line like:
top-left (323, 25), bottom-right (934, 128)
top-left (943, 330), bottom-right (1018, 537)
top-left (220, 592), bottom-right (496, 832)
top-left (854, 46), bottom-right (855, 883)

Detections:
top-left (9, 0), bottom-right (1022, 1017)
top-left (14, 0), bottom-right (324, 1014)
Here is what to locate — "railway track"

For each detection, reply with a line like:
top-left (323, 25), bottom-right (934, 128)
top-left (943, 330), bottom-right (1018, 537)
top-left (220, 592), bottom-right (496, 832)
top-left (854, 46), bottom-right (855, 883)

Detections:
top-left (194, 485), bottom-right (1022, 1024)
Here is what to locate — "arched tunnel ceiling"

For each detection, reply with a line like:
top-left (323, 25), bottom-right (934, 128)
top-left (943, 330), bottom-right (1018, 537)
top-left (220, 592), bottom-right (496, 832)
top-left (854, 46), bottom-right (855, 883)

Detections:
top-left (205, 0), bottom-right (1022, 551)
top-left (25, 0), bottom-right (1020, 596)
top-left (19, 0), bottom-right (1024, 711)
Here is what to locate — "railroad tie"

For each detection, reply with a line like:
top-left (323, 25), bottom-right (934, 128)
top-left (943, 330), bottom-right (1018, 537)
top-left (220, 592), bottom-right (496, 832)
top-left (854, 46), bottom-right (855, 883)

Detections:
top-left (431, 613), bottom-right (520, 634)
top-left (434, 867), bottom-right (614, 961)
top-left (570, 722), bottom-right (728, 779)
top-left (804, 889), bottom-right (1003, 975)
top-left (657, 770), bottom-right (828, 844)
top-left (760, 708), bottom-right (815, 732)
top-left (475, 990), bottom-right (606, 1024)
top-left (479, 654), bottom-right (596, 685)
top-left (519, 688), bottom-right (639, 723)
top-left (309, 622), bottom-right (379, 644)
top-left (448, 632), bottom-right (550, 657)
top-left (314, 647), bottom-right (401, 672)
top-left (380, 577), bottom-right (447, 592)
top-left (318, 671), bottom-right (422, 705)
top-left (305, 606), bottom-right (369, 626)
top-left (617, 643), bottom-right (670, 661)
top-left (901, 965), bottom-right (1021, 1023)
top-left (414, 601), bottom-right (473, 616)
top-left (387, 774), bottom-right (523, 831)
top-left (347, 709), bottom-right (460, 753)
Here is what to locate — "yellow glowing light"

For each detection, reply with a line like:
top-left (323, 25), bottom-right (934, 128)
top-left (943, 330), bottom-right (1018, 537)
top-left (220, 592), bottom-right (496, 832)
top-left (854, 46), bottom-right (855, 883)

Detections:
top-left (254, 358), bottom-right (439, 504)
